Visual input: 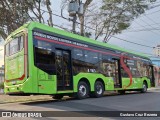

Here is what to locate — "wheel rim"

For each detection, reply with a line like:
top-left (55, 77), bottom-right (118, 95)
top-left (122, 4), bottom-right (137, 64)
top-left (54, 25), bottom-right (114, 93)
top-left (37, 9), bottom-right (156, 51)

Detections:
top-left (96, 84), bottom-right (103, 95)
top-left (79, 85), bottom-right (87, 96)
top-left (143, 84), bottom-right (147, 92)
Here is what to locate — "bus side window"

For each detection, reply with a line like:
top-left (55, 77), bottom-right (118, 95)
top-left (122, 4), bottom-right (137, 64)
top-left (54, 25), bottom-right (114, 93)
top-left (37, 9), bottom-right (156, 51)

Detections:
top-left (148, 66), bottom-right (152, 79)
top-left (102, 55), bottom-right (114, 77)
top-left (72, 49), bottom-right (84, 74)
top-left (84, 51), bottom-right (98, 72)
top-left (137, 61), bottom-right (143, 77)
top-left (34, 40), bottom-right (55, 75)
top-left (126, 59), bottom-right (140, 78)
top-left (121, 67), bottom-right (129, 77)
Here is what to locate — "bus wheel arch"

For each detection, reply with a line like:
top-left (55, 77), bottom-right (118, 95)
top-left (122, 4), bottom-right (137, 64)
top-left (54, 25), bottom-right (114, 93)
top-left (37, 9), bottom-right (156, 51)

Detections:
top-left (141, 80), bottom-right (148, 93)
top-left (91, 78), bottom-right (105, 98)
top-left (143, 80), bottom-right (148, 88)
top-left (77, 78), bottom-right (90, 99)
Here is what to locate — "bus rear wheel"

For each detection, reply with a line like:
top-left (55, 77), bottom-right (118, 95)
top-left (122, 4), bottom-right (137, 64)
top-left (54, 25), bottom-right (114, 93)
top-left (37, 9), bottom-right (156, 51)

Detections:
top-left (91, 81), bottom-right (104, 98)
top-left (141, 82), bottom-right (147, 93)
top-left (52, 94), bottom-right (63, 100)
top-left (77, 81), bottom-right (89, 99)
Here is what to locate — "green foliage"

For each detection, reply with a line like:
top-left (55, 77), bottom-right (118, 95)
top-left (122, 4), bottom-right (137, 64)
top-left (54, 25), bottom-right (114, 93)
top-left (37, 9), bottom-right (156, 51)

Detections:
top-left (0, 0), bottom-right (53, 40)
top-left (117, 22), bottom-right (130, 31)
top-left (0, 82), bottom-right (4, 89)
top-left (75, 31), bottom-right (92, 38)
top-left (85, 32), bottom-right (92, 38)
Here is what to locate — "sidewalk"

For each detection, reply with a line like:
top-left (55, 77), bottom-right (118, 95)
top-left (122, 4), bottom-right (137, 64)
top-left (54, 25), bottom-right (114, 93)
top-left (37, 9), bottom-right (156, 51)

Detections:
top-left (0, 95), bottom-right (52, 104)
top-left (148, 87), bottom-right (160, 91)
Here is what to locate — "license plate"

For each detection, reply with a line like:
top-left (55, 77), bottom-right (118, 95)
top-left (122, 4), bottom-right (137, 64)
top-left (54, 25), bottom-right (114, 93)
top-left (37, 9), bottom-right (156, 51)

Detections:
top-left (12, 80), bottom-right (16, 84)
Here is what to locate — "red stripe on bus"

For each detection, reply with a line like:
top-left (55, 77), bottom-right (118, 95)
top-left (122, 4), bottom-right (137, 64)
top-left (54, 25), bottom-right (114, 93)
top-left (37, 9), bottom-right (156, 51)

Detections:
top-left (120, 56), bottom-right (133, 88)
top-left (5, 74), bottom-right (25, 82)
top-left (18, 74), bottom-right (25, 80)
top-left (34, 36), bottom-right (120, 57)
top-left (5, 80), bottom-right (9, 82)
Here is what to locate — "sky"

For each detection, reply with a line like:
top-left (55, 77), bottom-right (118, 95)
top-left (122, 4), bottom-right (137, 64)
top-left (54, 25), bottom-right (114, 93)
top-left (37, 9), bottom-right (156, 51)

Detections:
top-left (0, 0), bottom-right (160, 66)
top-left (109, 6), bottom-right (160, 55)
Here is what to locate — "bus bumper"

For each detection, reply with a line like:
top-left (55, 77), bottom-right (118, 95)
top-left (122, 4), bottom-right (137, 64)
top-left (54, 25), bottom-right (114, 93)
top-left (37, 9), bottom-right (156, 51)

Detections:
top-left (4, 84), bottom-right (23, 95)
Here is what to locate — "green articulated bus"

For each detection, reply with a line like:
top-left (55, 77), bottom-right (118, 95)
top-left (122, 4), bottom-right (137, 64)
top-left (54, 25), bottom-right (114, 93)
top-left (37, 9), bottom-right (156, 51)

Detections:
top-left (4, 22), bottom-right (155, 99)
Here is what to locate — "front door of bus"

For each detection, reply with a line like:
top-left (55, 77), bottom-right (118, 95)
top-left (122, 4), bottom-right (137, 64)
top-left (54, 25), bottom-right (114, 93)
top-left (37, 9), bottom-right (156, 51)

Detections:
top-left (55, 49), bottom-right (73, 90)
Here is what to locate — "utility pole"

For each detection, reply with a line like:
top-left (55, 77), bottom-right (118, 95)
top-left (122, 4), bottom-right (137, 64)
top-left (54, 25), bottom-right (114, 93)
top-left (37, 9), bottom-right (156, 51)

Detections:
top-left (68, 0), bottom-right (84, 33)
top-left (72, 15), bottom-right (77, 33)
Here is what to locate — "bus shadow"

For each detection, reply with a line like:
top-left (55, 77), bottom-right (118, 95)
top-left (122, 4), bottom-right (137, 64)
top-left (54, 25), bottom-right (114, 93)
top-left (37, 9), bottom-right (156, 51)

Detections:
top-left (21, 91), bottom-right (152, 105)
top-left (103, 91), bottom-right (152, 96)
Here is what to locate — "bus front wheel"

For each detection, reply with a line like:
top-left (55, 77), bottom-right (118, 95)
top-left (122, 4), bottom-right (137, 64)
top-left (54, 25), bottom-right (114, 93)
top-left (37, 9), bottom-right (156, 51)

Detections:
top-left (77, 81), bottom-right (89, 99)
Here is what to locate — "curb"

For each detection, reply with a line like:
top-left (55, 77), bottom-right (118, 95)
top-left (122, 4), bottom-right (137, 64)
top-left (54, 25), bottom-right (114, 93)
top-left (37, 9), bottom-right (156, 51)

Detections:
top-left (0, 98), bottom-right (53, 104)
top-left (0, 96), bottom-right (72, 104)
top-left (148, 87), bottom-right (160, 91)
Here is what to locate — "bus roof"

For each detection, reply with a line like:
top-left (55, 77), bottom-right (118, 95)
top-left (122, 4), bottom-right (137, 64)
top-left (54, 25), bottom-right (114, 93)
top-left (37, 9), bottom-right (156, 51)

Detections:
top-left (6, 22), bottom-right (149, 59)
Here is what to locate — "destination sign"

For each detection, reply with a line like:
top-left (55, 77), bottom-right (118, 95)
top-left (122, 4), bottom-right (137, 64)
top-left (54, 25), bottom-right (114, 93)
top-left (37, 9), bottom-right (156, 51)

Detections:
top-left (33, 31), bottom-right (88, 48)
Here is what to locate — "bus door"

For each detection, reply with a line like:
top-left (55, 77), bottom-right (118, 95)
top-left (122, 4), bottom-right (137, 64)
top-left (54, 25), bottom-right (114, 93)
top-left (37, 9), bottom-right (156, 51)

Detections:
top-left (113, 59), bottom-right (122, 88)
top-left (55, 49), bottom-right (73, 91)
top-left (150, 65), bottom-right (155, 87)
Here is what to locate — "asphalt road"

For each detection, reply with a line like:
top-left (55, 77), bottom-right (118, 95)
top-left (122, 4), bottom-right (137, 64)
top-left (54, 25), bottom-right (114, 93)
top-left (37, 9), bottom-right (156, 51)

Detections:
top-left (0, 90), bottom-right (160, 120)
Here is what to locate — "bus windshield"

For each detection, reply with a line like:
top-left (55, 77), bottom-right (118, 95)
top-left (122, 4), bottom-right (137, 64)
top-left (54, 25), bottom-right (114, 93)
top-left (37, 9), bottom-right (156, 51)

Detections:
top-left (5, 35), bottom-right (24, 81)
top-left (5, 36), bottom-right (24, 56)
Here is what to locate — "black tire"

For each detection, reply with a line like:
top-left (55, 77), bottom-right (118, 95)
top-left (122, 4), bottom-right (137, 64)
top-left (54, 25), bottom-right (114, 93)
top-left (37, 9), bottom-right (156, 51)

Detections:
top-left (141, 82), bottom-right (147, 93)
top-left (77, 81), bottom-right (89, 99)
top-left (52, 94), bottom-right (63, 99)
top-left (118, 90), bottom-right (125, 95)
top-left (92, 81), bottom-right (104, 98)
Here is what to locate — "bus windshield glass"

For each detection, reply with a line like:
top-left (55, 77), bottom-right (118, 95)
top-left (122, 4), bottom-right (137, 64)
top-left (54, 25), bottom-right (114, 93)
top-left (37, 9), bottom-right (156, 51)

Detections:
top-left (5, 36), bottom-right (24, 56)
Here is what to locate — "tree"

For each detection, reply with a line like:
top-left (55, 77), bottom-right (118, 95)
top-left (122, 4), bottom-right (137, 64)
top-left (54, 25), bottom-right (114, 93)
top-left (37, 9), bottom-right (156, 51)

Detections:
top-left (0, 0), bottom-right (53, 40)
top-left (90, 0), bottom-right (156, 42)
